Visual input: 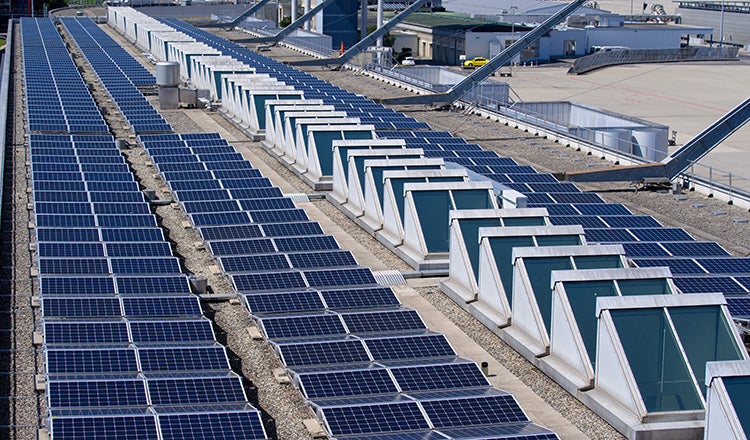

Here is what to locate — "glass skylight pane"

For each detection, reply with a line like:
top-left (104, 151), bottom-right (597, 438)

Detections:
top-left (564, 280), bottom-right (618, 367)
top-left (535, 235), bottom-right (581, 246)
top-left (489, 236), bottom-right (535, 304)
top-left (611, 308), bottom-right (703, 412)
top-left (459, 219), bottom-right (502, 282)
top-left (413, 190), bottom-right (453, 253)
top-left (528, 257), bottom-right (573, 333)
top-left (669, 305), bottom-right (744, 395)
top-left (724, 376), bottom-right (750, 435)
top-left (452, 189), bottom-right (493, 209)
top-left (503, 217), bottom-right (546, 227)
top-left (618, 279), bottom-right (671, 296)
top-left (573, 255), bottom-right (623, 270)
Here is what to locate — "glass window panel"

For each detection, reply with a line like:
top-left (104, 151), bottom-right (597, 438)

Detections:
top-left (459, 219), bottom-right (502, 282)
top-left (669, 305), bottom-right (744, 395)
top-left (452, 189), bottom-right (494, 210)
top-left (611, 308), bottom-right (704, 412)
top-left (489, 237), bottom-right (535, 304)
top-left (390, 178), bottom-right (423, 223)
top-left (563, 280), bottom-right (618, 367)
top-left (573, 255), bottom-right (623, 270)
top-left (344, 131), bottom-right (374, 141)
top-left (413, 191), bottom-right (454, 253)
top-left (312, 131), bottom-right (343, 175)
top-left (525, 257), bottom-right (573, 333)
top-left (618, 279), bottom-right (671, 296)
top-left (503, 217), bottom-right (546, 227)
top-left (724, 376), bottom-right (750, 435)
top-left (535, 235), bottom-right (582, 247)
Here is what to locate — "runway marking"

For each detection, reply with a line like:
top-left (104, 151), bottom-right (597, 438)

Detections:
top-left (569, 76), bottom-right (728, 113)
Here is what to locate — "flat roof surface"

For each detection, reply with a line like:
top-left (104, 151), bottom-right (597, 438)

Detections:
top-left (499, 57), bottom-right (750, 187)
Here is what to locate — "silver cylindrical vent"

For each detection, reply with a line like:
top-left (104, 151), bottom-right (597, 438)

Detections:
top-left (155, 61), bottom-right (180, 87)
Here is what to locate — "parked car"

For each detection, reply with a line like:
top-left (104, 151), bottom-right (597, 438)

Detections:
top-left (401, 57), bottom-right (416, 66)
top-left (463, 57), bottom-right (489, 68)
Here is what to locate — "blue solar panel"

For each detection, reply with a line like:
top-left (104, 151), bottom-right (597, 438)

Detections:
top-left (321, 287), bottom-right (401, 310)
top-left (303, 268), bottom-right (376, 288)
top-left (299, 368), bottom-right (398, 400)
top-left (200, 225), bottom-right (263, 241)
top-left (147, 377), bottom-right (247, 405)
top-left (288, 251), bottom-right (357, 269)
top-left (621, 242), bottom-right (670, 257)
top-left (50, 415), bottom-right (159, 440)
top-left (115, 276), bottom-right (192, 295)
top-left (725, 296), bottom-right (750, 319)
top-left (219, 254), bottom-right (291, 273)
top-left (208, 239), bottom-right (276, 256)
top-left (631, 258), bottom-right (707, 274)
top-left (39, 258), bottom-right (109, 275)
top-left (139, 347), bottom-right (230, 373)
top-left (129, 320), bottom-right (215, 344)
top-left (261, 314), bottom-right (347, 340)
top-left (631, 228), bottom-right (693, 242)
top-left (49, 379), bottom-right (147, 408)
top-left (110, 258), bottom-right (181, 275)
top-left (662, 241), bottom-right (731, 257)
top-left (101, 228), bottom-right (165, 242)
top-left (696, 258), bottom-right (750, 274)
top-left (261, 222), bottom-right (324, 237)
top-left (233, 271), bottom-right (307, 292)
top-left (122, 297), bottom-right (202, 317)
top-left (244, 291), bottom-right (325, 314)
top-left (279, 339), bottom-right (370, 367)
top-left (44, 322), bottom-right (130, 346)
top-left (365, 334), bottom-right (455, 362)
top-left (342, 310), bottom-right (426, 335)
top-left (672, 276), bottom-right (746, 294)
top-left (158, 411), bottom-right (266, 440)
top-left (391, 362), bottom-right (489, 392)
top-left (40, 276), bottom-right (116, 296)
top-left (584, 228), bottom-right (636, 243)
top-left (37, 242), bottom-right (105, 258)
top-left (43, 297), bottom-right (121, 318)
top-left (46, 348), bottom-right (138, 375)
top-left (106, 242), bottom-right (173, 257)
top-left (420, 394), bottom-right (528, 428)
top-left (322, 402), bottom-right (430, 436)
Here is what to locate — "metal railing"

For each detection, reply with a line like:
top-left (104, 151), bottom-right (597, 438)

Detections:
top-left (0, 23), bottom-right (12, 232)
top-left (569, 46), bottom-right (740, 74)
top-left (681, 161), bottom-right (750, 206)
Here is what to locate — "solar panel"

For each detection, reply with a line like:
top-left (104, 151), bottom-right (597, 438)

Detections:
top-left (278, 339), bottom-right (370, 367)
top-left (696, 258), bottom-right (750, 274)
top-left (725, 296), bottom-right (750, 319)
top-left (420, 394), bottom-right (528, 428)
top-left (631, 258), bottom-right (707, 274)
top-left (50, 415), bottom-right (159, 440)
top-left (101, 228), bottom-right (165, 242)
top-left (44, 322), bottom-right (130, 346)
top-left (260, 222), bottom-right (323, 237)
top-left (365, 334), bottom-right (456, 362)
top-left (621, 242), bottom-right (670, 257)
top-left (273, 235), bottom-right (339, 252)
top-left (200, 225), bottom-right (263, 241)
top-left (233, 271), bottom-right (307, 292)
top-left (391, 362), bottom-right (489, 392)
top-left (43, 297), bottom-right (121, 318)
top-left (110, 258), bottom-right (181, 275)
top-left (321, 402), bottom-right (430, 436)
top-left (584, 228), bottom-right (636, 243)
top-left (672, 276), bottom-right (746, 294)
top-left (39, 258), bottom-right (109, 275)
top-left (260, 314), bottom-right (347, 340)
top-left (299, 368), bottom-right (398, 400)
top-left (147, 377), bottom-right (247, 405)
top-left (208, 239), bottom-right (276, 256)
top-left (129, 320), bottom-right (215, 344)
top-left (105, 242), bottom-right (173, 257)
top-left (219, 254), bottom-right (291, 273)
top-left (138, 347), bottom-right (230, 373)
top-left (40, 277), bottom-right (116, 296)
top-left (321, 287), bottom-right (401, 310)
top-left (122, 297), bottom-right (202, 318)
top-left (661, 241), bottom-right (730, 257)
top-left (288, 251), bottom-right (357, 269)
top-left (303, 268), bottom-right (376, 288)
top-left (115, 276), bottom-right (192, 295)
top-left (158, 411), bottom-right (266, 440)
top-left (46, 348), bottom-right (138, 375)
top-left (341, 310), bottom-right (426, 335)
top-left (48, 379), bottom-right (148, 408)
top-left (630, 228), bottom-right (693, 242)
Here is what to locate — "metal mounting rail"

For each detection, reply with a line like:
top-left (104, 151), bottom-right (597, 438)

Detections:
top-left (564, 96), bottom-right (750, 182)
top-left (224, 0), bottom-right (273, 29)
top-left (290, 0), bottom-right (430, 67)
top-left (229, 0), bottom-right (337, 46)
top-left (377, 0), bottom-right (588, 107)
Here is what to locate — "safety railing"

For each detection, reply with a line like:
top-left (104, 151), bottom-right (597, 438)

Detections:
top-left (569, 46), bottom-right (740, 74)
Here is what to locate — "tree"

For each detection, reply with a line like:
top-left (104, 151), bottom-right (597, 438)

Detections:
top-left (279, 15), bottom-right (291, 27)
top-left (366, 24), bottom-right (394, 47)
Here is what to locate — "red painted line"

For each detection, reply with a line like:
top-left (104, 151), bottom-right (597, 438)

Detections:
top-left (569, 76), bottom-right (728, 113)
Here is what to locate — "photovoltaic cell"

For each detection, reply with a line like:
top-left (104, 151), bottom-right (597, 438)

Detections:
top-left (260, 314), bottom-right (347, 340)
top-left (43, 297), bottom-right (121, 318)
top-left (244, 291), bottom-right (325, 315)
top-left (129, 320), bottom-right (215, 344)
top-left (50, 415), bottom-right (159, 440)
top-left (303, 268), bottom-right (376, 288)
top-left (147, 377), bottom-right (247, 405)
top-left (138, 347), bottom-right (230, 373)
top-left (40, 277), bottom-right (116, 296)
top-left (46, 348), bottom-right (138, 374)
top-left (299, 368), bottom-right (398, 399)
top-left (279, 339), bottom-right (370, 367)
top-left (321, 287), bottom-right (400, 310)
top-left (49, 380), bottom-right (147, 408)
top-left (391, 363), bottom-right (489, 392)
top-left (115, 276), bottom-right (192, 295)
top-left (233, 271), bottom-right (307, 292)
top-left (44, 322), bottom-right (130, 346)
top-left (322, 402), bottom-right (430, 436)
top-left (420, 394), bottom-right (528, 428)
top-left (341, 310), bottom-right (426, 335)
top-left (365, 334), bottom-right (455, 361)
top-left (122, 297), bottom-right (202, 318)
top-left (672, 276), bottom-right (746, 294)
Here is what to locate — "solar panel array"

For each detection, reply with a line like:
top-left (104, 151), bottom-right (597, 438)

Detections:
top-left (22, 19), bottom-right (266, 440)
top-left (61, 18), bottom-right (171, 134)
top-left (21, 18), bottom-right (108, 134)
top-left (139, 132), bottom-right (558, 440)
